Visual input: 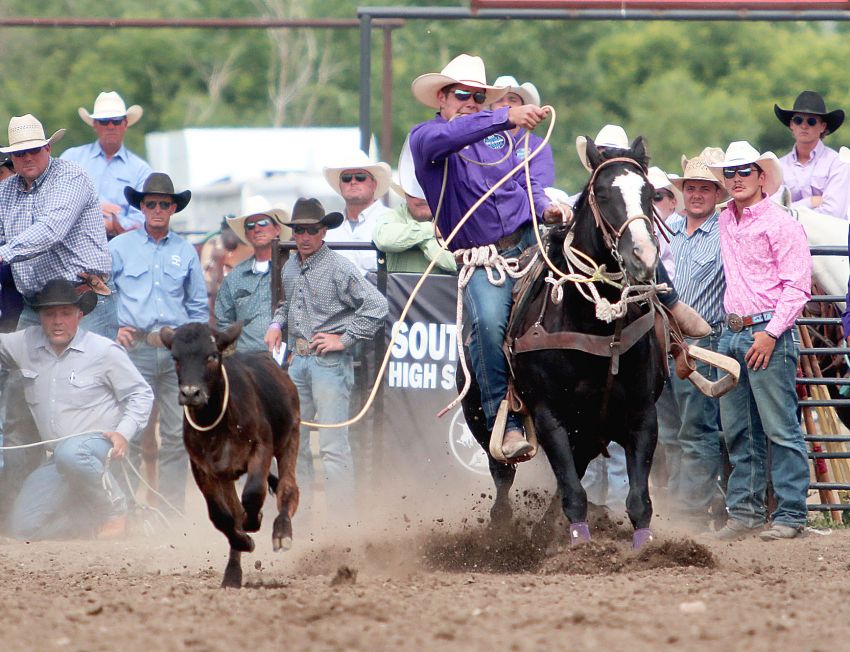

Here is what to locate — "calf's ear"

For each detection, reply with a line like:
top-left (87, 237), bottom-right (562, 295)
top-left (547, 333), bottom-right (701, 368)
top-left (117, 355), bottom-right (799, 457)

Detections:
top-left (214, 322), bottom-right (243, 354)
top-left (160, 327), bottom-right (175, 350)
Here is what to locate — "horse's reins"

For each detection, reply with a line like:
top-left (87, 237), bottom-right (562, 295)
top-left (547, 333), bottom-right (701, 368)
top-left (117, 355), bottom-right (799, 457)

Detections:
top-left (183, 365), bottom-right (230, 432)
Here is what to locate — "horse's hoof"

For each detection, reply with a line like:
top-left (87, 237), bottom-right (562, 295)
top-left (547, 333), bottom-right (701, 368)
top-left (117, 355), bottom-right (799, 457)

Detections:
top-left (632, 528), bottom-right (653, 550)
top-left (569, 521), bottom-right (591, 545)
top-left (273, 536), bottom-right (292, 552)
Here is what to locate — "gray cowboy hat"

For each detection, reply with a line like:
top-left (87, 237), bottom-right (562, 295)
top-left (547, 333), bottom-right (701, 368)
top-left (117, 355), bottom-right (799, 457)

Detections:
top-left (774, 91), bottom-right (844, 135)
top-left (32, 279), bottom-right (97, 315)
top-left (283, 197), bottom-right (344, 230)
top-left (124, 172), bottom-right (192, 213)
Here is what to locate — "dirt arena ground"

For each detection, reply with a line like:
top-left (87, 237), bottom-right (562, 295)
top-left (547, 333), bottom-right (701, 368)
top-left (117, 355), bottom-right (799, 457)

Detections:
top-left (1, 490), bottom-right (847, 652)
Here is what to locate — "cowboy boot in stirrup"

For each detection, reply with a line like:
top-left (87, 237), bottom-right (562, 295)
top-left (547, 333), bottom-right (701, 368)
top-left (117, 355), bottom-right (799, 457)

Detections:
top-left (670, 301), bottom-right (711, 339)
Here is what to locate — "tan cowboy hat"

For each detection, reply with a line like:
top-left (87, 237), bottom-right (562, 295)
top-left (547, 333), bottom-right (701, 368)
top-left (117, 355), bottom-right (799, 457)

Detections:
top-left (391, 135), bottom-right (426, 200)
top-left (323, 150), bottom-right (392, 199)
top-left (576, 124), bottom-right (629, 172)
top-left (226, 195), bottom-right (290, 245)
top-left (647, 166), bottom-right (685, 211)
top-left (283, 197), bottom-right (344, 230)
top-left (79, 91), bottom-right (143, 127)
top-left (0, 114), bottom-right (65, 154)
top-left (124, 172), bottom-right (192, 213)
top-left (708, 141), bottom-right (783, 197)
top-left (669, 147), bottom-right (729, 202)
top-left (491, 75), bottom-right (540, 106)
top-left (411, 54), bottom-right (508, 109)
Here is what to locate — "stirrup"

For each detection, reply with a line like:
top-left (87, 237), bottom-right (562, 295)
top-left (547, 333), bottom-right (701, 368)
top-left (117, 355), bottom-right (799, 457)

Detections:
top-left (489, 400), bottom-right (539, 464)
top-left (684, 345), bottom-right (740, 398)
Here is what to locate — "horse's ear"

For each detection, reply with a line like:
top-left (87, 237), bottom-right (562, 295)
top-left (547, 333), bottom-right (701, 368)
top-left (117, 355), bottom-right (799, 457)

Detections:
top-left (585, 137), bottom-right (603, 169)
top-left (630, 136), bottom-right (650, 168)
top-left (160, 327), bottom-right (175, 350)
top-left (214, 322), bottom-right (243, 354)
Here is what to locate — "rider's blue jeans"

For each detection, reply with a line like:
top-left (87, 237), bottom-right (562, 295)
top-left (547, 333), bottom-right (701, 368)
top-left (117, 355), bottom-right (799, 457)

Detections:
top-left (718, 324), bottom-right (809, 528)
top-left (463, 226), bottom-right (536, 431)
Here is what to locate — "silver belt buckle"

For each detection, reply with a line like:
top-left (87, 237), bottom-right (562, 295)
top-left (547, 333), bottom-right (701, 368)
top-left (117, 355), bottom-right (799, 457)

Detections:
top-left (726, 314), bottom-right (743, 333)
top-left (295, 338), bottom-right (311, 356)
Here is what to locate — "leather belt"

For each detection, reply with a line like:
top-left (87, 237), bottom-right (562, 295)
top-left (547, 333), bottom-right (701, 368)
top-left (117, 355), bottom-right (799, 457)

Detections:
top-left (494, 227), bottom-right (523, 252)
top-left (294, 337), bottom-right (313, 356)
top-left (725, 311), bottom-right (773, 333)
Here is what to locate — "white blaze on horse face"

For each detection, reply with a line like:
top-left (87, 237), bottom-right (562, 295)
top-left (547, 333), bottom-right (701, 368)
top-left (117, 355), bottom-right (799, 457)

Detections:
top-left (612, 170), bottom-right (658, 271)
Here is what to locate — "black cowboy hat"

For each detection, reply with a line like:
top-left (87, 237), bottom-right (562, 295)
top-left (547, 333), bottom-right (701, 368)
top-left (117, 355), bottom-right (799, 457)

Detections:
top-left (283, 197), bottom-right (344, 230)
top-left (32, 279), bottom-right (97, 315)
top-left (0, 152), bottom-right (11, 169)
top-left (124, 172), bottom-right (192, 213)
top-left (774, 91), bottom-right (845, 135)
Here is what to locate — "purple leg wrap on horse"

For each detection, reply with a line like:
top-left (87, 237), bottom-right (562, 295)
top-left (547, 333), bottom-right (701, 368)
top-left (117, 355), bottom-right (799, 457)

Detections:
top-left (632, 528), bottom-right (653, 550)
top-left (569, 522), bottom-right (591, 545)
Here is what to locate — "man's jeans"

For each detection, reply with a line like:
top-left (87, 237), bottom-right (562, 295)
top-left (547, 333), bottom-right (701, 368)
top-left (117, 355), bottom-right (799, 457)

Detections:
top-left (10, 433), bottom-right (126, 540)
top-left (463, 226), bottom-right (536, 431)
top-left (655, 377), bottom-right (683, 497)
top-left (669, 328), bottom-right (723, 518)
top-left (126, 342), bottom-right (188, 511)
top-left (718, 324), bottom-right (809, 528)
top-left (582, 442), bottom-right (629, 511)
top-left (289, 351), bottom-right (355, 522)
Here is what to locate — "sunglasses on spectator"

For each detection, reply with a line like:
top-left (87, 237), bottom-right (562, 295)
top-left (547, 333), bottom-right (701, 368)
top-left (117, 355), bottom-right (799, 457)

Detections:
top-left (292, 225), bottom-right (322, 235)
top-left (244, 218), bottom-right (273, 231)
top-left (340, 172), bottom-right (371, 183)
top-left (144, 200), bottom-right (175, 210)
top-left (653, 191), bottom-right (674, 202)
top-left (722, 165), bottom-right (761, 179)
top-left (452, 89), bottom-right (487, 104)
top-left (11, 146), bottom-right (45, 158)
top-left (791, 115), bottom-right (820, 127)
top-left (95, 118), bottom-right (126, 126)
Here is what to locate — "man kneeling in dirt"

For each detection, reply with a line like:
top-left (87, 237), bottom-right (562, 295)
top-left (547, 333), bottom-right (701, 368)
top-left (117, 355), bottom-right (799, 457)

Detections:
top-left (1, 280), bottom-right (153, 540)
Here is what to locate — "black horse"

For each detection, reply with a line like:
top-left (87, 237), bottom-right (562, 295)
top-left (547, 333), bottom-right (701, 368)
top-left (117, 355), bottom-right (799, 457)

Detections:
top-left (460, 137), bottom-right (664, 549)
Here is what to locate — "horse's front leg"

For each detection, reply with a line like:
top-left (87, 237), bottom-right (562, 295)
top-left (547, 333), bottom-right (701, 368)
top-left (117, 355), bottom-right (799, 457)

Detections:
top-left (623, 404), bottom-right (658, 549)
top-left (532, 404), bottom-right (590, 544)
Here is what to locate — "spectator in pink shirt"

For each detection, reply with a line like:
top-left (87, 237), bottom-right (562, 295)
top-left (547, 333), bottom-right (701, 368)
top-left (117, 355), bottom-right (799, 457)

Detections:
top-left (775, 91), bottom-right (850, 219)
top-left (708, 141), bottom-right (812, 542)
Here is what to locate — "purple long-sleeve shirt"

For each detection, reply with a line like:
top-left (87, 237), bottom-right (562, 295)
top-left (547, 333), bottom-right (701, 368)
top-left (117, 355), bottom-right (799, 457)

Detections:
top-left (779, 140), bottom-right (850, 220)
top-left (410, 107), bottom-right (549, 251)
top-left (513, 129), bottom-right (555, 187)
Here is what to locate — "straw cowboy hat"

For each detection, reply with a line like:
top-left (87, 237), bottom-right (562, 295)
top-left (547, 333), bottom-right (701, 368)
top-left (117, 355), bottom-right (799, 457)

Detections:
top-left (669, 147), bottom-right (729, 202)
top-left (491, 75), bottom-right (540, 106)
top-left (79, 91), bottom-right (143, 127)
top-left (226, 195), bottom-right (290, 245)
top-left (774, 90), bottom-right (844, 135)
top-left (283, 197), bottom-right (344, 230)
top-left (647, 166), bottom-right (685, 211)
top-left (323, 150), bottom-right (392, 199)
top-left (708, 141), bottom-right (783, 197)
top-left (576, 124), bottom-right (629, 172)
top-left (0, 114), bottom-right (65, 154)
top-left (124, 172), bottom-right (192, 213)
top-left (412, 54), bottom-right (508, 109)
top-left (391, 135), bottom-right (426, 200)
top-left (31, 279), bottom-right (97, 316)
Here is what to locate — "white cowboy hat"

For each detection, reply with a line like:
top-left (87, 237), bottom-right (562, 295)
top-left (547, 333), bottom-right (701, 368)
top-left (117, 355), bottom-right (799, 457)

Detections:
top-left (0, 114), bottom-right (65, 154)
top-left (647, 166), bottom-right (685, 211)
top-left (391, 135), bottom-right (426, 200)
top-left (840, 146), bottom-right (850, 164)
top-left (491, 75), bottom-right (540, 106)
top-left (411, 54), bottom-right (508, 109)
top-left (79, 91), bottom-right (143, 127)
top-left (226, 195), bottom-right (290, 245)
top-left (323, 149), bottom-right (392, 199)
top-left (708, 141), bottom-right (783, 197)
top-left (576, 124), bottom-right (629, 172)
top-left (669, 147), bottom-right (729, 202)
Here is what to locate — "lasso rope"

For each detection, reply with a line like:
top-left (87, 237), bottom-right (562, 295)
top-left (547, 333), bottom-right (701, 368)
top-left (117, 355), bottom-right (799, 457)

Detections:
top-left (183, 364), bottom-right (230, 432)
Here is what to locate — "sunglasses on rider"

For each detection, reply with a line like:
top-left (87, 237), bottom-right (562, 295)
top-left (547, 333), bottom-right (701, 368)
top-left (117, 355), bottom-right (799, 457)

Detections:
top-left (95, 118), bottom-right (126, 126)
top-left (653, 190), bottom-right (674, 203)
top-left (340, 172), bottom-right (371, 184)
top-left (722, 164), bottom-right (761, 179)
top-left (244, 218), bottom-right (273, 231)
top-left (292, 225), bottom-right (322, 235)
top-left (143, 200), bottom-right (175, 210)
top-left (791, 115), bottom-right (820, 127)
top-left (452, 89), bottom-right (487, 104)
top-left (10, 146), bottom-right (45, 158)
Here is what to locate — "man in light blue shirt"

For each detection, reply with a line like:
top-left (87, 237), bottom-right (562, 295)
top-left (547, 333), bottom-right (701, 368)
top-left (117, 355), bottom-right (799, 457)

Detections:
top-left (61, 91), bottom-right (151, 237)
top-left (110, 172), bottom-right (208, 511)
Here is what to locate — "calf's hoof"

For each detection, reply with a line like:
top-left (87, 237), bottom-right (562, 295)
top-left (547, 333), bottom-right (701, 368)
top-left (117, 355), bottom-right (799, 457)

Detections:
top-left (569, 521), bottom-right (591, 545)
top-left (632, 528), bottom-right (653, 550)
top-left (220, 567), bottom-right (243, 589)
top-left (230, 533), bottom-right (255, 553)
top-left (244, 510), bottom-right (263, 533)
top-left (273, 535), bottom-right (293, 552)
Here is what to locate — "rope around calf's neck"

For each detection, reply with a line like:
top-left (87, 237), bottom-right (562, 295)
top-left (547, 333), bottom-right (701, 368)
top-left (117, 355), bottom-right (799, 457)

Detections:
top-left (183, 365), bottom-right (230, 432)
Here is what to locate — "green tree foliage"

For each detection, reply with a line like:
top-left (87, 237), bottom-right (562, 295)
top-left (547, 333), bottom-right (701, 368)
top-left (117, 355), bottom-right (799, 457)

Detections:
top-left (2, 2), bottom-right (850, 194)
